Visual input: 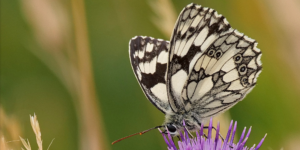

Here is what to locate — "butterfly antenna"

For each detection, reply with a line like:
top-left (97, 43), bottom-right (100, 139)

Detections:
top-left (112, 125), bottom-right (163, 145)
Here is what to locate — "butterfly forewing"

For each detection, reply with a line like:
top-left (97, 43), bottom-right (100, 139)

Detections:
top-left (129, 36), bottom-right (172, 114)
top-left (167, 4), bottom-right (231, 112)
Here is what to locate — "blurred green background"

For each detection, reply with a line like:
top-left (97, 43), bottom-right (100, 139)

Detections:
top-left (1, 0), bottom-right (300, 149)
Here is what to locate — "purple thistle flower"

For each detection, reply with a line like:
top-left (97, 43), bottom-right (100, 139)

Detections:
top-left (159, 118), bottom-right (267, 150)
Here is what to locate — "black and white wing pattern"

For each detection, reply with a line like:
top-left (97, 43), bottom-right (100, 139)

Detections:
top-left (129, 3), bottom-right (262, 123)
top-left (166, 4), bottom-right (232, 112)
top-left (183, 32), bottom-right (262, 122)
top-left (129, 36), bottom-right (172, 114)
top-left (166, 3), bottom-right (262, 120)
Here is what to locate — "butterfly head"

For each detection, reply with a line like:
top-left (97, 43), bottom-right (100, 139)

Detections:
top-left (162, 113), bottom-right (202, 136)
top-left (161, 124), bottom-right (179, 135)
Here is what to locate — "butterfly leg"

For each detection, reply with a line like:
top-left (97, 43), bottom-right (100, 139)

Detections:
top-left (184, 126), bottom-right (194, 138)
top-left (212, 126), bottom-right (225, 141)
top-left (203, 126), bottom-right (225, 141)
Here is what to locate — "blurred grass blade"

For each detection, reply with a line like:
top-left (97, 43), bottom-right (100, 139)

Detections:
top-left (149, 0), bottom-right (176, 37)
top-left (71, 0), bottom-right (109, 149)
top-left (20, 0), bottom-right (109, 149)
top-left (19, 137), bottom-right (32, 150)
top-left (30, 114), bottom-right (42, 150)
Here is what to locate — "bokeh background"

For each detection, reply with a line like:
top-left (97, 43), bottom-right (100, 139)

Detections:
top-left (1, 0), bottom-right (300, 149)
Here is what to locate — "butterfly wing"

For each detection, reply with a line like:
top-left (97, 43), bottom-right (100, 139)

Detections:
top-left (129, 36), bottom-right (172, 114)
top-left (179, 21), bottom-right (262, 122)
top-left (167, 3), bottom-right (231, 112)
top-left (185, 31), bottom-right (262, 122)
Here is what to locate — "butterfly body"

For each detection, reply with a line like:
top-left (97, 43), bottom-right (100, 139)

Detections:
top-left (129, 3), bottom-right (262, 136)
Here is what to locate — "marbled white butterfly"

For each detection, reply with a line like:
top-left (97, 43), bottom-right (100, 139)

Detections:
top-left (113, 3), bottom-right (262, 144)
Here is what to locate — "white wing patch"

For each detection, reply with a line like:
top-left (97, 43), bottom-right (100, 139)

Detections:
top-left (171, 70), bottom-right (188, 99)
top-left (158, 51), bottom-right (168, 64)
top-left (223, 69), bottom-right (239, 82)
top-left (221, 58), bottom-right (236, 72)
top-left (194, 26), bottom-right (209, 46)
top-left (191, 76), bottom-right (214, 101)
top-left (151, 83), bottom-right (168, 103)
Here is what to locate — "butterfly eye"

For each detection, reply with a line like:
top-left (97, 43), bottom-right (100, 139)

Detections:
top-left (208, 49), bottom-right (215, 57)
top-left (167, 124), bottom-right (177, 133)
top-left (234, 54), bottom-right (242, 63)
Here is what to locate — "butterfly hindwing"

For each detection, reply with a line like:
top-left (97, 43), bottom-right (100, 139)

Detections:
top-left (182, 30), bottom-right (262, 122)
top-left (129, 36), bottom-right (172, 114)
top-left (167, 4), bottom-right (231, 112)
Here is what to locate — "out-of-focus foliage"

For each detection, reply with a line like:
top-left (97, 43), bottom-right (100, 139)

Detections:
top-left (1, 0), bottom-right (300, 150)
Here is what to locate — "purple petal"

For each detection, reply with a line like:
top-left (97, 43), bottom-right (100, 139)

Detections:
top-left (180, 130), bottom-right (185, 142)
top-left (196, 130), bottom-right (200, 141)
top-left (182, 120), bottom-right (190, 144)
top-left (240, 126), bottom-right (252, 148)
top-left (246, 126), bottom-right (252, 139)
top-left (168, 133), bottom-right (176, 149)
top-left (254, 134), bottom-right (267, 150)
top-left (238, 127), bottom-right (252, 150)
top-left (250, 144), bottom-right (256, 150)
top-left (237, 127), bottom-right (246, 147)
top-left (196, 130), bottom-right (203, 146)
top-left (230, 121), bottom-right (237, 145)
top-left (158, 128), bottom-right (171, 148)
top-left (222, 120), bottom-right (233, 150)
top-left (237, 137), bottom-right (249, 150)
top-left (200, 124), bottom-right (204, 137)
top-left (215, 122), bottom-right (220, 149)
top-left (166, 127), bottom-right (177, 150)
top-left (182, 120), bottom-right (190, 143)
top-left (208, 118), bottom-right (213, 139)
top-left (178, 142), bottom-right (183, 150)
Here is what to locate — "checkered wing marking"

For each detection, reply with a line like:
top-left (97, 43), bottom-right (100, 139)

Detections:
top-left (182, 30), bottom-right (262, 122)
top-left (129, 36), bottom-right (172, 114)
top-left (167, 3), bottom-right (231, 112)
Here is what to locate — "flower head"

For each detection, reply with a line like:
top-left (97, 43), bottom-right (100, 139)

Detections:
top-left (159, 118), bottom-right (266, 150)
